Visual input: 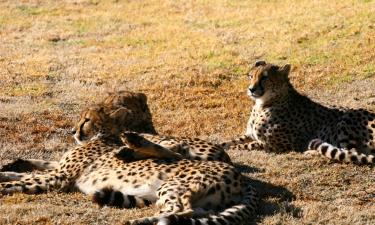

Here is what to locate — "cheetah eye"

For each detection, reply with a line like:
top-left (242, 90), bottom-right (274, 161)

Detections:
top-left (259, 75), bottom-right (268, 84)
top-left (248, 74), bottom-right (253, 80)
top-left (260, 75), bottom-right (268, 81)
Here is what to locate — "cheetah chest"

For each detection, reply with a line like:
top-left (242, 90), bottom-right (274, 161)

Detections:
top-left (76, 167), bottom-right (164, 202)
top-left (246, 107), bottom-right (271, 143)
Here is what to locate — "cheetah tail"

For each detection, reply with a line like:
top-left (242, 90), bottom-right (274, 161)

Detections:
top-left (92, 187), bottom-right (152, 208)
top-left (125, 181), bottom-right (258, 225)
top-left (308, 139), bottom-right (374, 164)
top-left (219, 135), bottom-right (253, 150)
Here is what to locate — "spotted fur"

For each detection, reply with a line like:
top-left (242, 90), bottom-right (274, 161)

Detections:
top-left (222, 61), bottom-right (375, 164)
top-left (89, 159), bottom-right (258, 225)
top-left (72, 95), bottom-right (231, 163)
top-left (0, 133), bottom-right (258, 225)
top-left (1, 91), bottom-right (231, 173)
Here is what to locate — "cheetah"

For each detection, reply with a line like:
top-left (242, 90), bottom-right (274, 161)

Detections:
top-left (221, 61), bottom-right (375, 164)
top-left (1, 91), bottom-right (231, 173)
top-left (73, 90), bottom-right (157, 140)
top-left (70, 93), bottom-right (230, 163)
top-left (70, 106), bottom-right (231, 163)
top-left (0, 132), bottom-right (258, 225)
top-left (0, 132), bottom-right (182, 183)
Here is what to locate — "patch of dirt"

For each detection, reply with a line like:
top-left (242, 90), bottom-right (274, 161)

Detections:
top-left (307, 79), bottom-right (375, 110)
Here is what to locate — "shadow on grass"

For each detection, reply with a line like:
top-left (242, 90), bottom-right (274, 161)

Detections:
top-left (254, 179), bottom-right (301, 219)
top-left (234, 163), bottom-right (265, 174)
top-left (234, 163), bottom-right (301, 224)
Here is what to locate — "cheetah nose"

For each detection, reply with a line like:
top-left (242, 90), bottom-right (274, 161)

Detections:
top-left (249, 87), bottom-right (257, 93)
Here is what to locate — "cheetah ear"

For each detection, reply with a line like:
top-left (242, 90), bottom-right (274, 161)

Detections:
top-left (97, 106), bottom-right (105, 113)
top-left (136, 93), bottom-right (147, 103)
top-left (108, 107), bottom-right (131, 123)
top-left (279, 64), bottom-right (291, 76)
top-left (94, 106), bottom-right (108, 122)
top-left (254, 60), bottom-right (266, 67)
top-left (135, 93), bottom-right (148, 111)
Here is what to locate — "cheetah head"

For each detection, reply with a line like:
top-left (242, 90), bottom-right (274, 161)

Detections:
top-left (247, 61), bottom-right (291, 105)
top-left (71, 91), bottom-right (155, 145)
top-left (71, 106), bottom-right (122, 145)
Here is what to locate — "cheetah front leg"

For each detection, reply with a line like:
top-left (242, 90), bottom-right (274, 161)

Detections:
top-left (120, 132), bottom-right (183, 160)
top-left (1, 159), bottom-right (59, 173)
top-left (304, 149), bottom-right (321, 156)
top-left (0, 169), bottom-right (71, 195)
top-left (220, 135), bottom-right (256, 150)
top-left (0, 172), bottom-right (26, 182)
top-left (0, 169), bottom-right (55, 182)
top-left (234, 140), bottom-right (265, 151)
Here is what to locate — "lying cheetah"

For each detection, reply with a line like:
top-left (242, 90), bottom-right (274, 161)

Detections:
top-left (71, 106), bottom-right (231, 162)
top-left (222, 61), bottom-right (375, 164)
top-left (0, 132), bottom-right (258, 225)
top-left (1, 92), bottom-right (230, 173)
top-left (0, 133), bottom-right (182, 183)
top-left (71, 96), bottom-right (230, 162)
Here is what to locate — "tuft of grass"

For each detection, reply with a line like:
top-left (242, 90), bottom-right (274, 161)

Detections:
top-left (363, 64), bottom-right (375, 78)
top-left (4, 84), bottom-right (47, 97)
top-left (17, 6), bottom-right (46, 16)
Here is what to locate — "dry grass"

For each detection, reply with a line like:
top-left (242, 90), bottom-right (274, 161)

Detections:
top-left (0, 0), bottom-right (374, 224)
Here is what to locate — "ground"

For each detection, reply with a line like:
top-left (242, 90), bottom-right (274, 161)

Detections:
top-left (0, 0), bottom-right (374, 224)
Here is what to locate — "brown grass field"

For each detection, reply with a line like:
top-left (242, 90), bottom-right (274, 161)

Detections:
top-left (0, 0), bottom-right (374, 224)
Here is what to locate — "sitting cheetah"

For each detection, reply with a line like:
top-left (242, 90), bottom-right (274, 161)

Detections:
top-left (0, 132), bottom-right (258, 225)
top-left (222, 61), bottom-right (375, 164)
top-left (1, 91), bottom-right (230, 173)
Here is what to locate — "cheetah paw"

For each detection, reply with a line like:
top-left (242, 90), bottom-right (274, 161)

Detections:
top-left (304, 150), bottom-right (320, 157)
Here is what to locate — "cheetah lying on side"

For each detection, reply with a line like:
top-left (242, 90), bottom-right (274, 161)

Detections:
top-left (0, 132), bottom-right (258, 225)
top-left (222, 61), bottom-right (375, 164)
top-left (1, 91), bottom-right (231, 173)
top-left (70, 101), bottom-right (231, 163)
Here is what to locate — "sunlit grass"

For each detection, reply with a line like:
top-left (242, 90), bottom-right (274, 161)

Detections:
top-left (0, 0), bottom-right (374, 224)
top-left (3, 84), bottom-right (47, 97)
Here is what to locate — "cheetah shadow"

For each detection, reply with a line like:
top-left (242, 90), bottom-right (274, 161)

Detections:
top-left (234, 163), bottom-right (302, 224)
